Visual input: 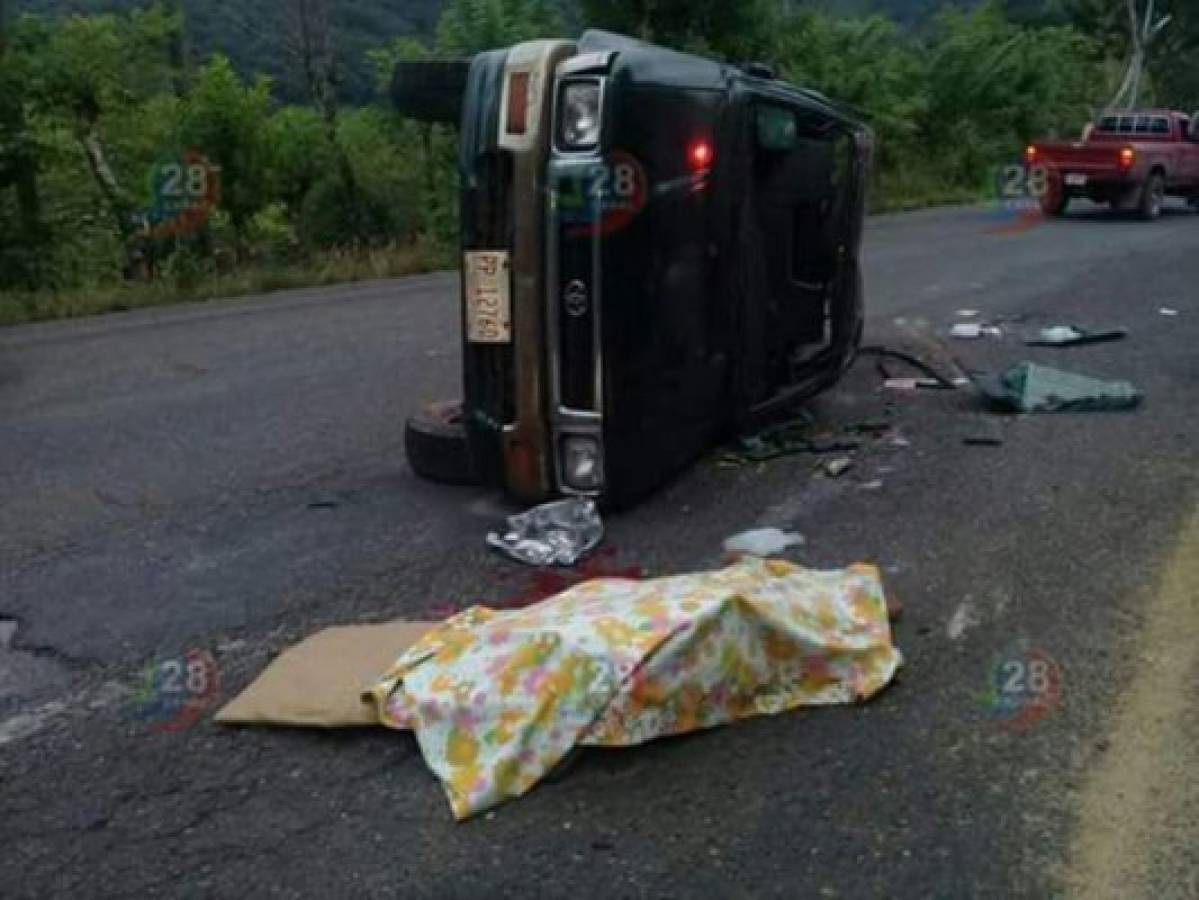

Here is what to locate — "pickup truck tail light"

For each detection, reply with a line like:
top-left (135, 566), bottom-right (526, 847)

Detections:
top-left (1025, 145), bottom-right (1037, 164)
top-left (1119, 146), bottom-right (1136, 170)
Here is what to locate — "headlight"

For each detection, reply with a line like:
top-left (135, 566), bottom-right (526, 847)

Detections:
top-left (561, 435), bottom-right (603, 492)
top-left (558, 81), bottom-right (601, 150)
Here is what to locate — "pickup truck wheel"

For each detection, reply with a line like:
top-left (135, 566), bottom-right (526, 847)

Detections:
top-left (1140, 173), bottom-right (1166, 221)
top-left (1039, 181), bottom-right (1069, 217)
top-left (405, 400), bottom-right (477, 485)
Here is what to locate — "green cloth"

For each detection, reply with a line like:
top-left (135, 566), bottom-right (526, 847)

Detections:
top-left (974, 362), bottom-right (1141, 413)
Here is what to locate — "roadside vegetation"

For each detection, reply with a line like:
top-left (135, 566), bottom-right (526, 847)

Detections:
top-left (1, 0), bottom-right (1195, 325)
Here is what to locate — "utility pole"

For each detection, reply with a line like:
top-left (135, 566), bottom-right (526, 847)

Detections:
top-left (1108, 0), bottom-right (1172, 109)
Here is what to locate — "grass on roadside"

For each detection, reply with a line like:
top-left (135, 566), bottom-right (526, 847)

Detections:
top-left (0, 239), bottom-right (454, 328)
top-left (1, 181), bottom-right (994, 329)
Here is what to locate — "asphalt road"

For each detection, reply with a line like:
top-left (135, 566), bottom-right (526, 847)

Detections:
top-left (2, 202), bottom-right (1198, 898)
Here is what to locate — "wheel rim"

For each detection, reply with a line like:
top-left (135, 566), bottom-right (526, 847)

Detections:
top-left (1152, 181), bottom-right (1164, 216)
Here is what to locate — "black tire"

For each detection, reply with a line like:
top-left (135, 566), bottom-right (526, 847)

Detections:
top-left (1039, 177), bottom-right (1069, 217)
top-left (391, 59), bottom-right (471, 125)
top-left (405, 400), bottom-right (476, 485)
top-left (1139, 172), bottom-right (1165, 221)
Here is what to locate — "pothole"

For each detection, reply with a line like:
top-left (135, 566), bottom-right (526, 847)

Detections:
top-left (0, 617), bottom-right (73, 707)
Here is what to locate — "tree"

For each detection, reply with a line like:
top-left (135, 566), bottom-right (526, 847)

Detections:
top-left (436, 0), bottom-right (564, 55)
top-left (578, 0), bottom-right (776, 58)
top-left (178, 54), bottom-right (272, 250)
top-left (1067, 0), bottom-right (1198, 108)
top-left (1107, 0), bottom-right (1172, 108)
top-left (0, 4), bottom-right (50, 288)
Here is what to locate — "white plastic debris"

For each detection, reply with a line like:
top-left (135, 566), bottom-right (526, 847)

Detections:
top-left (487, 497), bottom-right (603, 567)
top-left (824, 457), bottom-right (854, 478)
top-left (1038, 325), bottom-right (1084, 344)
top-left (1160, 307), bottom-right (1179, 317)
top-left (956, 309), bottom-right (980, 318)
top-left (722, 528), bottom-right (805, 557)
top-left (950, 323), bottom-right (1002, 339)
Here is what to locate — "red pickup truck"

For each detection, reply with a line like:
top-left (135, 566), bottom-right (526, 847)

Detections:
top-left (1027, 110), bottom-right (1199, 220)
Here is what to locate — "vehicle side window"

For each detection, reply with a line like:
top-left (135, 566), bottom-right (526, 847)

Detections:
top-left (1152, 118), bottom-right (1170, 134)
top-left (756, 105), bottom-right (799, 151)
top-left (1100, 116), bottom-right (1119, 132)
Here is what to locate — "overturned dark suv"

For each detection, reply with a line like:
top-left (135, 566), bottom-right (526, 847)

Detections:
top-left (396, 31), bottom-right (873, 509)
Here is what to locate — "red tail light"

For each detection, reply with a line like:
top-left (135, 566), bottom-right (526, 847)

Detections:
top-left (1025, 145), bottom-right (1037, 164)
top-left (1119, 146), bottom-right (1135, 169)
top-left (688, 140), bottom-right (714, 170)
top-left (506, 72), bottom-right (530, 135)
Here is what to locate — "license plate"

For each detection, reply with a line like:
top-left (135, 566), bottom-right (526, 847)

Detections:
top-left (1065, 173), bottom-right (1087, 187)
top-left (464, 251), bottom-right (512, 344)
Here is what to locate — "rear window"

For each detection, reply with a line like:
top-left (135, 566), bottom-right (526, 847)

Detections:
top-left (1097, 115), bottom-right (1170, 135)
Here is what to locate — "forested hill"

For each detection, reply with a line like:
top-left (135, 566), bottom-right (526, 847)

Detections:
top-left (9, 0), bottom-right (1062, 103)
top-left (10, 0), bottom-right (443, 102)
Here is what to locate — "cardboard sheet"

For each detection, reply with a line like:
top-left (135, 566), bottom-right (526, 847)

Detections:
top-left (216, 621), bottom-right (437, 728)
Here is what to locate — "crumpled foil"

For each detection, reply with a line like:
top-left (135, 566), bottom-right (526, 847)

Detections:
top-left (486, 497), bottom-right (604, 567)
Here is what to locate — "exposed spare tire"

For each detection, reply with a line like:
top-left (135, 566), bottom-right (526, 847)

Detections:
top-left (391, 59), bottom-right (471, 125)
top-left (405, 400), bottom-right (477, 485)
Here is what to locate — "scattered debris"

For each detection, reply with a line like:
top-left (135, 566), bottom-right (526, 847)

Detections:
top-left (1159, 307), bottom-right (1179, 317)
top-left (972, 362), bottom-right (1142, 414)
top-left (962, 418), bottom-right (1004, 446)
top-left (860, 480), bottom-right (884, 491)
top-left (487, 497), bottom-right (603, 567)
top-left (726, 419), bottom-right (861, 464)
top-left (884, 377), bottom-right (944, 391)
top-left (861, 346), bottom-right (959, 391)
top-left (723, 527), bottom-right (805, 557)
top-left (947, 600), bottom-right (980, 640)
top-left (824, 457), bottom-right (854, 478)
top-left (956, 309), bottom-right (980, 318)
top-left (844, 420), bottom-right (893, 437)
top-left (1024, 326), bottom-right (1127, 347)
top-left (950, 323), bottom-right (1003, 340)
top-left (0, 618), bottom-right (16, 650)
